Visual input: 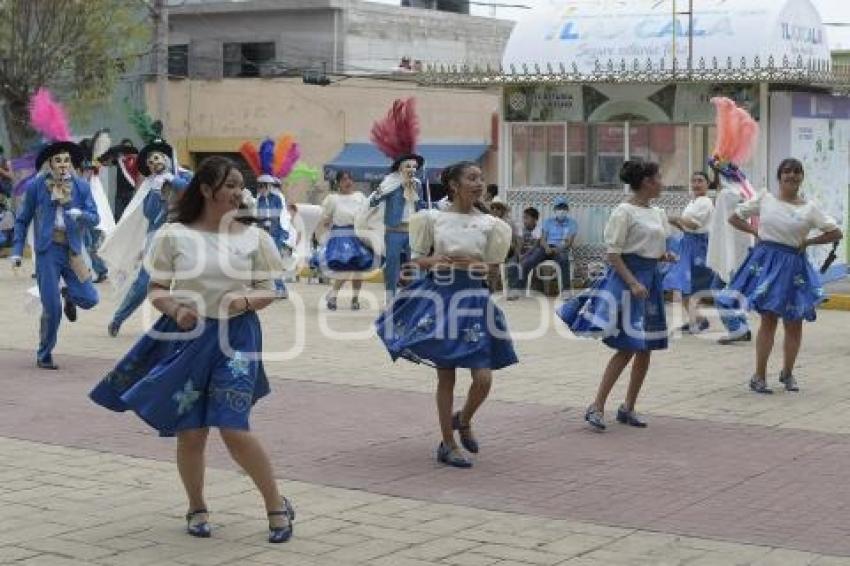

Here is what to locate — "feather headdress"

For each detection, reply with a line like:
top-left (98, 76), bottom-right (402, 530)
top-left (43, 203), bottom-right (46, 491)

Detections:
top-left (240, 136), bottom-right (302, 182)
top-left (370, 98), bottom-right (421, 164)
top-left (711, 97), bottom-right (759, 167)
top-left (127, 103), bottom-right (163, 146)
top-left (29, 88), bottom-right (83, 170)
top-left (30, 88), bottom-right (72, 143)
top-left (709, 96), bottom-right (758, 204)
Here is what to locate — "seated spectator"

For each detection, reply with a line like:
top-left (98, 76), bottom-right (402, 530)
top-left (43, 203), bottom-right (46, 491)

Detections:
top-left (505, 206), bottom-right (542, 299)
top-left (514, 198), bottom-right (577, 296)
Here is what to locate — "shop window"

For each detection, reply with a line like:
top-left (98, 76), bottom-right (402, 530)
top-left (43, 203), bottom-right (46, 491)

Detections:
top-left (630, 124), bottom-right (690, 189)
top-left (567, 123), bottom-right (587, 186)
top-left (510, 124), bottom-right (565, 186)
top-left (590, 124), bottom-right (625, 186)
top-left (223, 42), bottom-right (275, 78)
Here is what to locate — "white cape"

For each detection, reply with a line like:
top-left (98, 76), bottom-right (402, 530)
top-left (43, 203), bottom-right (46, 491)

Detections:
top-left (90, 173), bottom-right (116, 233)
top-left (353, 172), bottom-right (411, 256)
top-left (706, 179), bottom-right (754, 283)
top-left (98, 176), bottom-right (156, 292)
top-left (291, 203), bottom-right (322, 271)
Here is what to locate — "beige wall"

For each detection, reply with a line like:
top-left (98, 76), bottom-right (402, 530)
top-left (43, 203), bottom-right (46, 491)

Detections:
top-left (148, 77), bottom-right (501, 188)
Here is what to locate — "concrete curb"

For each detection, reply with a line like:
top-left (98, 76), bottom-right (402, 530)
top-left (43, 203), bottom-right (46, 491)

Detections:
top-left (822, 294), bottom-right (850, 311)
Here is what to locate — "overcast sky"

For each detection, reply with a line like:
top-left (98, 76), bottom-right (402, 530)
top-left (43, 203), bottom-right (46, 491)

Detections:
top-left (373, 0), bottom-right (850, 47)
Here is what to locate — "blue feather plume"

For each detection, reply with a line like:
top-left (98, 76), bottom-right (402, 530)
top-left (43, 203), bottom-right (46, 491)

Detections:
top-left (259, 138), bottom-right (275, 176)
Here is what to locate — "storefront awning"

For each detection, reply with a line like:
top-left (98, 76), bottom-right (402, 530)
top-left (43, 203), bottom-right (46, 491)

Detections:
top-left (324, 143), bottom-right (489, 183)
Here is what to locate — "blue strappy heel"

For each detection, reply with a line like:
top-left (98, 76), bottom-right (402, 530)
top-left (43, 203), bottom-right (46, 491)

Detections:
top-left (268, 497), bottom-right (296, 543)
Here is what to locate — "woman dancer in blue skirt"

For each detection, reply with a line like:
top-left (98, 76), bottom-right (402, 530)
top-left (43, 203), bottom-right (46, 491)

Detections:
top-left (725, 158), bottom-right (842, 393)
top-left (376, 161), bottom-right (517, 468)
top-left (559, 160), bottom-right (674, 431)
top-left (664, 171), bottom-right (715, 333)
top-left (90, 157), bottom-right (296, 543)
top-left (321, 170), bottom-right (374, 310)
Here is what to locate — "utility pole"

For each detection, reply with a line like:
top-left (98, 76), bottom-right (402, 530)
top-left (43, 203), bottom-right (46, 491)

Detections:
top-left (153, 0), bottom-right (169, 138)
top-left (687, 0), bottom-right (694, 73)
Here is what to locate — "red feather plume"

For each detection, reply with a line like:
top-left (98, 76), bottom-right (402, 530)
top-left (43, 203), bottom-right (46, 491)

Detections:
top-left (239, 141), bottom-right (261, 176)
top-left (370, 98), bottom-right (419, 160)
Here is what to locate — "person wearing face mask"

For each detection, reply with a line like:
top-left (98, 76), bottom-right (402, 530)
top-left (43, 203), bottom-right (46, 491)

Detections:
top-left (723, 159), bottom-right (842, 394)
top-left (367, 98), bottom-right (428, 301)
top-left (103, 138), bottom-right (191, 337)
top-left (376, 161), bottom-right (517, 469)
top-left (10, 89), bottom-right (100, 370)
top-left (90, 156), bottom-right (296, 544)
top-left (664, 171), bottom-right (716, 333)
top-left (559, 160), bottom-right (675, 431)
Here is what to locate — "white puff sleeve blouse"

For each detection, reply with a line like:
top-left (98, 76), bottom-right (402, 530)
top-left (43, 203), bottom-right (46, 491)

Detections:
top-left (681, 196), bottom-right (713, 233)
top-left (604, 202), bottom-right (671, 258)
top-left (321, 192), bottom-right (367, 227)
top-left (735, 190), bottom-right (839, 248)
top-left (146, 223), bottom-right (284, 319)
top-left (410, 209), bottom-right (512, 263)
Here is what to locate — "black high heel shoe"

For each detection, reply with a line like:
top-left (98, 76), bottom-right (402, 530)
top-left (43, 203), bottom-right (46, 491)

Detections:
top-left (185, 509), bottom-right (211, 538)
top-left (268, 497), bottom-right (296, 543)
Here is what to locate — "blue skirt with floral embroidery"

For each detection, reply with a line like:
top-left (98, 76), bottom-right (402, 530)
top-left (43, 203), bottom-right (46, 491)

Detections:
top-left (663, 232), bottom-right (714, 295)
top-left (89, 313), bottom-right (270, 437)
top-left (719, 241), bottom-right (825, 321)
top-left (375, 270), bottom-right (518, 370)
top-left (557, 254), bottom-right (668, 351)
top-left (321, 225), bottom-right (377, 274)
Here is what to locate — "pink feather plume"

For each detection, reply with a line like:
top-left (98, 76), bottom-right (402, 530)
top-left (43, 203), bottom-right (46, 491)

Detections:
top-left (730, 107), bottom-right (759, 165)
top-left (29, 88), bottom-right (72, 142)
top-left (278, 143), bottom-right (300, 179)
top-left (370, 98), bottom-right (420, 160)
top-left (711, 96), bottom-right (759, 165)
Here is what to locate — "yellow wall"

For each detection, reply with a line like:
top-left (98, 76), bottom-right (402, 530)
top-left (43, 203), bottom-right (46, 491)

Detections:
top-left (149, 77), bottom-right (500, 183)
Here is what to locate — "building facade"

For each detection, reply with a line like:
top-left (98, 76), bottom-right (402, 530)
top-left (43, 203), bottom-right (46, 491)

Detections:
top-left (425, 0), bottom-right (850, 279)
top-left (155, 0), bottom-right (512, 200)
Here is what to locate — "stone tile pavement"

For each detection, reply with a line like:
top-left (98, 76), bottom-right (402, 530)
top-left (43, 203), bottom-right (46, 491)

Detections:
top-left (2, 259), bottom-right (850, 564)
top-left (1, 437), bottom-right (848, 566)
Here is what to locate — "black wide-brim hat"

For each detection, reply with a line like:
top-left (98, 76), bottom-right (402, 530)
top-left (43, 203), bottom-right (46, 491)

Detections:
top-left (98, 143), bottom-right (139, 163)
top-left (137, 139), bottom-right (174, 176)
top-left (36, 141), bottom-right (85, 171)
top-left (390, 153), bottom-right (424, 172)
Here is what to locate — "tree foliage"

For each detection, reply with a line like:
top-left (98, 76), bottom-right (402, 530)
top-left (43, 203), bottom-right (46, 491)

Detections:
top-left (0, 0), bottom-right (150, 153)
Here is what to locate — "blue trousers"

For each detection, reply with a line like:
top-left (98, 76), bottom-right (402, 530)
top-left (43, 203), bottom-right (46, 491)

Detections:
top-left (36, 243), bottom-right (99, 362)
top-left (84, 228), bottom-right (108, 278)
top-left (513, 246), bottom-right (571, 290)
top-left (383, 231), bottom-right (410, 297)
top-left (717, 289), bottom-right (750, 335)
top-left (713, 276), bottom-right (750, 335)
top-left (112, 268), bottom-right (150, 327)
